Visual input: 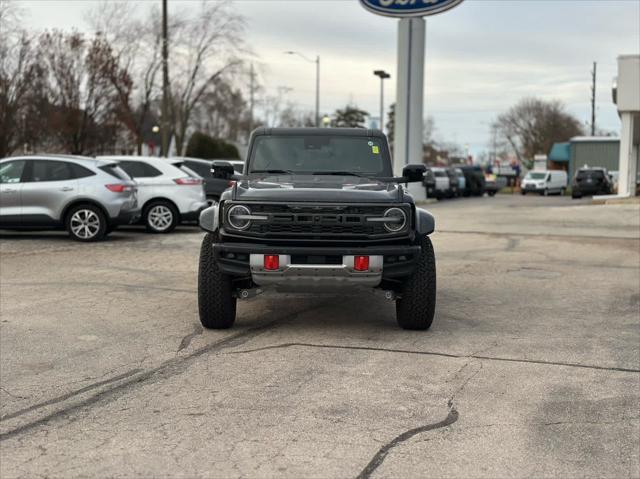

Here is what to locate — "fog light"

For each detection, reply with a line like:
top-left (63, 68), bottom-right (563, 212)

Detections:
top-left (354, 255), bottom-right (369, 271)
top-left (264, 255), bottom-right (279, 271)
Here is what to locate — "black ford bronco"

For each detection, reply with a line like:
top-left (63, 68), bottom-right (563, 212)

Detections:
top-left (198, 128), bottom-right (436, 330)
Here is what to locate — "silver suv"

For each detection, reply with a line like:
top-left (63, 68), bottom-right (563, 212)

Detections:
top-left (99, 156), bottom-right (208, 233)
top-left (0, 155), bottom-right (139, 241)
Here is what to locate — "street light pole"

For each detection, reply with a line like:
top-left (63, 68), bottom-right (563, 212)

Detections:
top-left (373, 70), bottom-right (391, 133)
top-left (285, 51), bottom-right (320, 127)
top-left (315, 56), bottom-right (320, 127)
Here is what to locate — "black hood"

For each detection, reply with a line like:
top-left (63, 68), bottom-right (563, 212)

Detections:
top-left (232, 174), bottom-right (403, 203)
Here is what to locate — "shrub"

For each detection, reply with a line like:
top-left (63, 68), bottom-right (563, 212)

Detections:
top-left (185, 132), bottom-right (240, 159)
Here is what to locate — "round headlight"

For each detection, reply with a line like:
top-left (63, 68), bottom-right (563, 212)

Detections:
top-left (383, 207), bottom-right (407, 233)
top-left (227, 205), bottom-right (251, 230)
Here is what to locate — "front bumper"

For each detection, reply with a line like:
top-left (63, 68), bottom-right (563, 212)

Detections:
top-left (522, 184), bottom-right (544, 192)
top-left (213, 242), bottom-right (421, 286)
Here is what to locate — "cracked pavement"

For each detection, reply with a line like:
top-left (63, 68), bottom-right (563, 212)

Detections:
top-left (1, 195), bottom-right (639, 478)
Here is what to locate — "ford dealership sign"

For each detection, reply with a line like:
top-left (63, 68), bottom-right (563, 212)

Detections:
top-left (360, 0), bottom-right (464, 18)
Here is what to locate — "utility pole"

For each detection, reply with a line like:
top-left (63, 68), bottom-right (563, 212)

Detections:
top-left (315, 55), bottom-right (320, 127)
top-left (284, 51), bottom-right (320, 127)
top-left (161, 0), bottom-right (169, 157)
top-left (248, 63), bottom-right (255, 140)
top-left (590, 61), bottom-right (597, 136)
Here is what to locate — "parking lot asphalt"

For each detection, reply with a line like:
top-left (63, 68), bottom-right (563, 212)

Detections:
top-left (1, 194), bottom-right (639, 478)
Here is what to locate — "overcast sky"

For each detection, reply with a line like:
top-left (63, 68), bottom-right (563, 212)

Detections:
top-left (18, 0), bottom-right (640, 154)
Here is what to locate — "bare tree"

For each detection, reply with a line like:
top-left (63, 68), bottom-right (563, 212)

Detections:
top-left (0, 0), bottom-right (42, 157)
top-left (85, 1), bottom-right (163, 154)
top-left (169, 1), bottom-right (246, 155)
top-left (423, 115), bottom-right (437, 147)
top-left (37, 31), bottom-right (123, 154)
top-left (493, 97), bottom-right (583, 167)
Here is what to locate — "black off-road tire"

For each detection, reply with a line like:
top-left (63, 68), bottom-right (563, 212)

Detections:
top-left (396, 236), bottom-right (436, 330)
top-left (488, 190), bottom-right (496, 197)
top-left (198, 232), bottom-right (236, 329)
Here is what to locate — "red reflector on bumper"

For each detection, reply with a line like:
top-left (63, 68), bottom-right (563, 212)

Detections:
top-left (354, 255), bottom-right (369, 271)
top-left (264, 255), bottom-right (279, 271)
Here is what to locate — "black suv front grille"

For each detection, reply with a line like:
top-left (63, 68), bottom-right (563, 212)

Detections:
top-left (225, 203), bottom-right (409, 239)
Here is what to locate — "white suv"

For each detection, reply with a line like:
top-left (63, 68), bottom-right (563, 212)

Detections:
top-left (99, 156), bottom-right (208, 233)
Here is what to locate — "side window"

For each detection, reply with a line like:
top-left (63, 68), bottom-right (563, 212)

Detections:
top-left (69, 163), bottom-right (96, 179)
top-left (186, 161), bottom-right (210, 177)
top-left (99, 164), bottom-right (131, 180)
top-left (0, 161), bottom-right (26, 184)
top-left (30, 160), bottom-right (76, 182)
top-left (119, 161), bottom-right (162, 178)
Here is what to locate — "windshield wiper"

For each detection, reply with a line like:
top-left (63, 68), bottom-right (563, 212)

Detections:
top-left (312, 171), bottom-right (365, 177)
top-left (250, 169), bottom-right (295, 175)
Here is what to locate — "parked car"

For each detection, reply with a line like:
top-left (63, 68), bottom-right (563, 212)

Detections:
top-left (99, 156), bottom-right (208, 233)
top-left (445, 168), bottom-right (460, 197)
top-left (521, 170), bottom-right (568, 196)
top-left (423, 168), bottom-right (436, 198)
top-left (453, 167), bottom-right (466, 196)
top-left (430, 167), bottom-right (450, 199)
top-left (455, 165), bottom-right (485, 196)
top-left (484, 173), bottom-right (508, 197)
top-left (198, 127), bottom-right (437, 330)
top-left (174, 157), bottom-right (245, 201)
top-left (571, 167), bottom-right (612, 199)
top-left (0, 155), bottom-right (139, 241)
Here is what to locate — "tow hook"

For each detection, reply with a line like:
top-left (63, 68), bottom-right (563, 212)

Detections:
top-left (384, 290), bottom-right (397, 301)
top-left (235, 288), bottom-right (263, 299)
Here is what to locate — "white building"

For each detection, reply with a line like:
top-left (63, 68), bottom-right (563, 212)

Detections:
top-left (614, 55), bottom-right (640, 197)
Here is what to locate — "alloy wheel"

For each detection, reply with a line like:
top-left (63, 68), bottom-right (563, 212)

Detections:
top-left (148, 205), bottom-right (174, 231)
top-left (70, 209), bottom-right (101, 240)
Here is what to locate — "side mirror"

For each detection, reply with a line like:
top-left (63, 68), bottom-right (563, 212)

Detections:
top-left (402, 164), bottom-right (426, 183)
top-left (211, 160), bottom-right (235, 179)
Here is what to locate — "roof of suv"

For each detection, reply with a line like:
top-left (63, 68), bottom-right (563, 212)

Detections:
top-left (1, 154), bottom-right (116, 167)
top-left (252, 127), bottom-right (385, 138)
top-left (98, 155), bottom-right (190, 177)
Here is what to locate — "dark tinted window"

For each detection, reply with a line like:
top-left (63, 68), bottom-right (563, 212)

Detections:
top-left (29, 160), bottom-right (80, 182)
top-left (69, 163), bottom-right (96, 179)
top-left (118, 161), bottom-right (162, 178)
top-left (433, 170), bottom-right (447, 177)
top-left (99, 164), bottom-right (131, 180)
top-left (177, 164), bottom-right (201, 178)
top-left (577, 170), bottom-right (605, 180)
top-left (0, 160), bottom-right (26, 184)
top-left (185, 161), bottom-right (211, 177)
top-left (250, 136), bottom-right (391, 176)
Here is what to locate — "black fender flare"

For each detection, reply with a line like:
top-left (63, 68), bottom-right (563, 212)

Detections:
top-left (415, 207), bottom-right (435, 235)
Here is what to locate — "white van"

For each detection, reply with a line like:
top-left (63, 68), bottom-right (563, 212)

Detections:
top-left (521, 170), bottom-right (567, 196)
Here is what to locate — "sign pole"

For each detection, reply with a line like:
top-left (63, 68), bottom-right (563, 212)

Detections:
top-left (394, 17), bottom-right (426, 200)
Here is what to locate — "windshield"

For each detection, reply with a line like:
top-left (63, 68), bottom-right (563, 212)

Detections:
top-left (249, 135), bottom-right (391, 177)
top-left (433, 170), bottom-right (447, 177)
top-left (577, 170), bottom-right (604, 179)
top-left (526, 172), bottom-right (547, 180)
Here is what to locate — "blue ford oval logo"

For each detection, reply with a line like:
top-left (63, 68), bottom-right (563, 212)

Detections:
top-left (360, 0), bottom-right (464, 18)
